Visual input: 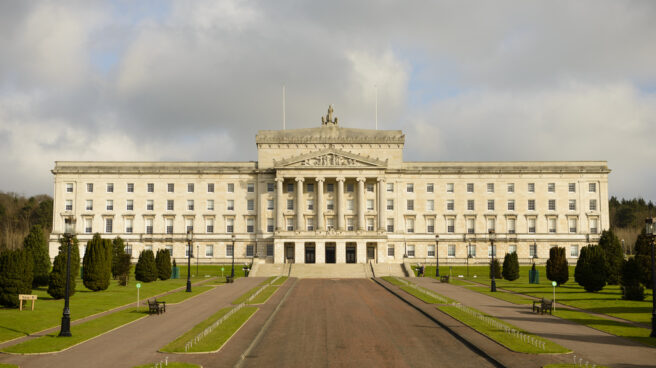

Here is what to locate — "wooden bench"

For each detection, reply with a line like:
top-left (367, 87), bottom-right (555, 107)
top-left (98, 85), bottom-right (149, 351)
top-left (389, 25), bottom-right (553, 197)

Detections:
top-left (440, 275), bottom-right (450, 283)
top-left (532, 298), bottom-right (553, 315)
top-left (147, 299), bottom-right (166, 315)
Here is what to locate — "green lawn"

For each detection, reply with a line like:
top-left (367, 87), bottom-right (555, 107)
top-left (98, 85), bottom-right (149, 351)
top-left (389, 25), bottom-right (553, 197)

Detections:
top-left (0, 364), bottom-right (19, 368)
top-left (157, 286), bottom-right (213, 304)
top-left (247, 285), bottom-right (279, 305)
top-left (271, 276), bottom-right (288, 286)
top-left (438, 305), bottom-right (570, 354)
top-left (1, 308), bottom-right (146, 354)
top-left (161, 306), bottom-right (258, 353)
top-left (464, 285), bottom-right (534, 305)
top-left (133, 362), bottom-right (200, 368)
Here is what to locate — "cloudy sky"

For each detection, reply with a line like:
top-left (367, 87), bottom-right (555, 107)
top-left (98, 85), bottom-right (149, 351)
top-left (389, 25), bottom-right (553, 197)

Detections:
top-left (1, 1), bottom-right (655, 201)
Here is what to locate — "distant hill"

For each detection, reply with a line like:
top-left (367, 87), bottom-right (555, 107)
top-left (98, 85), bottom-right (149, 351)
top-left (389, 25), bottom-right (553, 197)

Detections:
top-left (609, 197), bottom-right (655, 254)
top-left (0, 192), bottom-right (52, 251)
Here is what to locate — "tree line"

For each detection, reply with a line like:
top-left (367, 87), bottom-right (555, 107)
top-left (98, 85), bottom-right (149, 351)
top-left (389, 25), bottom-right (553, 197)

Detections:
top-left (0, 192), bottom-right (52, 252)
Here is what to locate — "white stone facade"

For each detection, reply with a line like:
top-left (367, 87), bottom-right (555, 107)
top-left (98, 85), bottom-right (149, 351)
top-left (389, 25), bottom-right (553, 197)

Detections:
top-left (49, 108), bottom-right (610, 265)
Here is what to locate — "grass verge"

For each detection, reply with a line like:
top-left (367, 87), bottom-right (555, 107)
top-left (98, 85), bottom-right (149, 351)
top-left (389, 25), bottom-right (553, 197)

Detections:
top-left (271, 276), bottom-right (288, 286)
top-left (157, 286), bottom-right (213, 304)
top-left (381, 277), bottom-right (454, 304)
top-left (465, 285), bottom-right (534, 305)
top-left (161, 306), bottom-right (257, 353)
top-left (438, 305), bottom-right (570, 354)
top-left (247, 285), bottom-right (279, 305)
top-left (133, 362), bottom-right (200, 368)
top-left (231, 277), bottom-right (275, 305)
top-left (1, 308), bottom-right (146, 354)
top-left (0, 364), bottom-right (19, 368)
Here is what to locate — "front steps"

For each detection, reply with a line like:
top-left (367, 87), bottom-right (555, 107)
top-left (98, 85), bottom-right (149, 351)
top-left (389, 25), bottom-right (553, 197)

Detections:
top-left (250, 263), bottom-right (407, 278)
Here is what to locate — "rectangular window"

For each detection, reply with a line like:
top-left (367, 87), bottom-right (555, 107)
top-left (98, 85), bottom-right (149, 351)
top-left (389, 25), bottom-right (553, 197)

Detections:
top-left (166, 200), bottom-right (174, 211)
top-left (287, 183), bottom-right (294, 193)
top-left (589, 199), bottom-right (597, 211)
top-left (487, 218), bottom-right (495, 231)
top-left (468, 244), bottom-right (477, 257)
top-left (267, 199), bottom-right (274, 211)
top-left (446, 183), bottom-right (454, 193)
top-left (509, 244), bottom-right (517, 254)
top-left (528, 199), bottom-right (536, 211)
top-left (570, 245), bottom-right (579, 257)
top-left (426, 200), bottom-right (434, 211)
top-left (166, 218), bottom-right (173, 234)
top-left (247, 183), bottom-right (255, 193)
top-left (188, 183), bottom-right (194, 193)
top-left (147, 200), bottom-right (154, 211)
top-left (548, 199), bottom-right (556, 211)
top-left (448, 244), bottom-right (455, 257)
top-left (529, 243), bottom-right (537, 258)
top-left (387, 183), bottom-right (394, 192)
top-left (167, 183), bottom-right (174, 192)
top-left (307, 183), bottom-right (314, 192)
top-left (207, 200), bottom-right (214, 211)
top-left (327, 217), bottom-right (335, 230)
top-left (386, 199), bottom-right (393, 210)
top-left (106, 200), bottom-right (114, 211)
top-left (227, 218), bottom-right (234, 233)
top-left (549, 218), bottom-right (556, 233)
top-left (387, 218), bottom-right (394, 232)
top-left (569, 183), bottom-right (576, 192)
top-left (427, 183), bottom-right (434, 193)
top-left (247, 199), bottom-right (255, 211)
top-left (367, 199), bottom-right (374, 211)
top-left (548, 183), bottom-right (555, 192)
top-left (65, 183), bottom-right (74, 193)
top-left (528, 218), bottom-right (536, 233)
top-left (227, 200), bottom-right (235, 211)
top-left (366, 218), bottom-right (374, 231)
top-left (327, 183), bottom-right (334, 192)
top-left (406, 183), bottom-right (414, 193)
top-left (507, 183), bottom-right (514, 193)
top-left (286, 218), bottom-right (294, 231)
top-left (346, 183), bottom-right (354, 192)
top-left (186, 218), bottom-right (193, 233)
top-left (347, 217), bottom-right (354, 231)
top-left (87, 183), bottom-right (93, 192)
top-left (487, 200), bottom-right (495, 211)
top-left (226, 244), bottom-right (234, 257)
top-left (267, 182), bottom-right (274, 192)
top-left (508, 218), bottom-right (516, 234)
top-left (590, 218), bottom-right (598, 234)
top-left (85, 200), bottom-right (93, 211)
top-left (84, 218), bottom-right (92, 233)
top-left (207, 183), bottom-right (214, 192)
top-left (187, 200), bottom-right (194, 211)
top-left (247, 218), bottom-right (254, 233)
top-left (507, 200), bottom-right (515, 211)
top-left (447, 200), bottom-right (454, 211)
top-left (528, 183), bottom-right (535, 192)
top-left (427, 218), bottom-right (435, 233)
top-left (407, 244), bottom-right (415, 257)
top-left (307, 199), bottom-right (314, 211)
top-left (428, 244), bottom-right (436, 257)
top-left (569, 200), bottom-right (576, 211)
top-left (407, 200), bottom-right (414, 211)
top-left (145, 218), bottom-right (153, 234)
top-left (569, 218), bottom-right (577, 233)
top-left (107, 183), bottom-right (114, 193)
top-left (589, 183), bottom-right (596, 192)
top-left (205, 245), bottom-right (214, 257)
top-left (467, 199), bottom-right (475, 211)
top-left (105, 218), bottom-right (113, 233)
top-left (127, 183), bottom-right (134, 193)
top-left (347, 200), bottom-right (354, 211)
top-left (388, 245), bottom-right (395, 257)
top-left (367, 183), bottom-right (374, 192)
top-left (206, 218), bottom-right (214, 233)
top-left (65, 200), bottom-right (73, 211)
top-left (467, 218), bottom-right (475, 234)
top-left (487, 183), bottom-right (494, 193)
top-left (327, 199), bottom-right (334, 210)
top-left (306, 217), bottom-right (314, 231)
top-left (267, 218), bottom-right (274, 232)
top-left (125, 218), bottom-right (133, 233)
top-left (467, 183), bottom-right (474, 193)
top-left (266, 243), bottom-right (274, 257)
top-left (227, 183), bottom-right (234, 192)
top-left (147, 183), bottom-right (154, 192)
top-left (126, 200), bottom-right (134, 211)
top-left (447, 218), bottom-right (455, 233)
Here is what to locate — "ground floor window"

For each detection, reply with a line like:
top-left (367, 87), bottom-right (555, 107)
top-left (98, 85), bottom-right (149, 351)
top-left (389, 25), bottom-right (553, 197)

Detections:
top-left (266, 243), bottom-right (274, 257)
top-left (407, 244), bottom-right (415, 257)
top-left (508, 244), bottom-right (517, 254)
top-left (447, 244), bottom-right (455, 257)
top-left (246, 244), bottom-right (254, 257)
top-left (205, 244), bottom-right (214, 257)
top-left (226, 244), bottom-right (234, 257)
top-left (529, 243), bottom-right (537, 258)
top-left (387, 245), bottom-right (395, 257)
top-left (166, 245), bottom-right (173, 255)
top-left (467, 244), bottom-right (476, 257)
top-left (570, 244), bottom-right (579, 257)
top-left (427, 244), bottom-right (435, 257)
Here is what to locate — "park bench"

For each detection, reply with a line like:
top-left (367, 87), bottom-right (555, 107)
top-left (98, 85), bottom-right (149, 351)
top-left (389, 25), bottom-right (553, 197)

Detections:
top-left (532, 298), bottom-right (553, 315)
top-left (147, 299), bottom-right (166, 315)
top-left (440, 275), bottom-right (450, 283)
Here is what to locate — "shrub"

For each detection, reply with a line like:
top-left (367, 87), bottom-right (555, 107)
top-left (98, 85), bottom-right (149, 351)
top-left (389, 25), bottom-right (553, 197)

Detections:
top-left (501, 252), bottom-right (519, 281)
top-left (546, 247), bottom-right (569, 286)
top-left (135, 250), bottom-right (158, 282)
top-left (634, 230), bottom-right (653, 289)
top-left (575, 245), bottom-right (607, 292)
top-left (621, 257), bottom-right (645, 301)
top-left (23, 225), bottom-right (51, 287)
top-left (489, 258), bottom-right (501, 279)
top-left (156, 249), bottom-right (172, 280)
top-left (598, 229), bottom-right (624, 285)
top-left (0, 248), bottom-right (33, 307)
top-left (111, 237), bottom-right (125, 279)
top-left (82, 234), bottom-right (112, 291)
top-left (48, 236), bottom-right (80, 299)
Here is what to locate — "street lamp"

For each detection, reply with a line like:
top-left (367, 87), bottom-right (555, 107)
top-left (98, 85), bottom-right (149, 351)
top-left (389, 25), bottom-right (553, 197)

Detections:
top-left (533, 241), bottom-right (538, 265)
top-left (489, 229), bottom-right (496, 292)
top-left (467, 241), bottom-right (472, 278)
top-left (196, 244), bottom-right (199, 276)
top-left (59, 217), bottom-right (76, 337)
top-left (645, 218), bottom-right (656, 338)
top-left (186, 230), bottom-right (192, 293)
top-left (231, 234), bottom-right (236, 279)
top-left (435, 235), bottom-right (440, 277)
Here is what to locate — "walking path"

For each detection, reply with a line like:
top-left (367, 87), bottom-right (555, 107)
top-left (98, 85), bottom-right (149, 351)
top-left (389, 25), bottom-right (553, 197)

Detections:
top-left (411, 277), bottom-right (656, 368)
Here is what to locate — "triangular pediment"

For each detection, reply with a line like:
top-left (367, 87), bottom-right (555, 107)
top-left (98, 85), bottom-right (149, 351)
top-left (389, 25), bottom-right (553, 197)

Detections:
top-left (274, 149), bottom-right (387, 168)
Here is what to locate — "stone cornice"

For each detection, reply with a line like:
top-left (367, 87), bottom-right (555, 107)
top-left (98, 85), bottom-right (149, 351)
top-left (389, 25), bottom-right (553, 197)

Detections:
top-left (273, 147), bottom-right (387, 168)
top-left (395, 161), bottom-right (610, 175)
top-left (52, 161), bottom-right (257, 175)
top-left (256, 125), bottom-right (405, 144)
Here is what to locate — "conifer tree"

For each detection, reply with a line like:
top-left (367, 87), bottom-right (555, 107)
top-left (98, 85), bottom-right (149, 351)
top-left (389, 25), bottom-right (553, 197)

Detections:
top-left (23, 225), bottom-right (51, 287)
top-left (598, 229), bottom-right (624, 285)
top-left (634, 230), bottom-right (653, 289)
top-left (621, 257), bottom-right (645, 301)
top-left (48, 236), bottom-right (80, 299)
top-left (575, 245), bottom-right (607, 292)
top-left (546, 246), bottom-right (569, 286)
top-left (489, 258), bottom-right (501, 279)
top-left (156, 249), bottom-right (172, 280)
top-left (82, 234), bottom-right (111, 291)
top-left (112, 237), bottom-right (126, 279)
top-left (0, 248), bottom-right (33, 307)
top-left (501, 252), bottom-right (519, 281)
top-left (135, 250), bottom-right (158, 282)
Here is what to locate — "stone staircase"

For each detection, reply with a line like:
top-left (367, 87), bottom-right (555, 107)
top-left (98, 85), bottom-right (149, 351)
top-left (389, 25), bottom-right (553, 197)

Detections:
top-left (289, 264), bottom-right (368, 278)
top-left (371, 263), bottom-right (408, 277)
top-left (249, 263), bottom-right (285, 277)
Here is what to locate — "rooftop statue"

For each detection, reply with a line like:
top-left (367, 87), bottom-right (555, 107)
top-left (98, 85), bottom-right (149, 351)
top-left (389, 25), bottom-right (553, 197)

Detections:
top-left (321, 105), bottom-right (338, 126)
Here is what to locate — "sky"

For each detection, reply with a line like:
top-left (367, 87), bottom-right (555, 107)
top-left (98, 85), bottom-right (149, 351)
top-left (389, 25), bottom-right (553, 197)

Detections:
top-left (0, 0), bottom-right (655, 201)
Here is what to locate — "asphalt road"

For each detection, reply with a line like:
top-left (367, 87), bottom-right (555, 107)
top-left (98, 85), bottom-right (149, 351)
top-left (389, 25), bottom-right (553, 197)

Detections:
top-left (239, 279), bottom-right (495, 368)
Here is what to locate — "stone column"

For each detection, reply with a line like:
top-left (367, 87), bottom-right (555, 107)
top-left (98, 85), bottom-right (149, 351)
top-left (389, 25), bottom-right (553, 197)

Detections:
top-left (316, 177), bottom-right (325, 231)
top-left (356, 241), bottom-right (366, 263)
top-left (315, 241), bottom-right (325, 264)
top-left (336, 177), bottom-right (345, 231)
top-left (377, 178), bottom-right (386, 231)
top-left (295, 177), bottom-right (304, 231)
top-left (295, 241), bottom-right (305, 264)
top-left (274, 240), bottom-right (284, 264)
top-left (275, 178), bottom-right (284, 231)
top-left (357, 177), bottom-right (366, 230)
top-left (336, 240), bottom-right (346, 263)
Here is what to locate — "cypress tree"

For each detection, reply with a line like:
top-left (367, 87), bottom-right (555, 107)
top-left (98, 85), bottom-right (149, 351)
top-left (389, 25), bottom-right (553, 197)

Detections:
top-left (489, 258), bottom-right (501, 279)
top-left (501, 252), bottom-right (519, 281)
top-left (634, 230), bottom-right (653, 289)
top-left (621, 257), bottom-right (645, 301)
top-left (575, 245), bottom-right (607, 292)
top-left (82, 234), bottom-right (111, 291)
top-left (112, 237), bottom-right (125, 279)
top-left (156, 249), bottom-right (172, 280)
top-left (48, 236), bottom-right (80, 299)
top-left (546, 247), bottom-right (569, 286)
top-left (0, 248), bottom-right (33, 307)
top-left (598, 229), bottom-right (624, 285)
top-left (135, 250), bottom-right (158, 282)
top-left (23, 225), bottom-right (51, 287)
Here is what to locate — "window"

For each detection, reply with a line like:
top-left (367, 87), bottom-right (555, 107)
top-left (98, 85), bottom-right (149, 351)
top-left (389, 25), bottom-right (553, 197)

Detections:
top-left (528, 218), bottom-right (536, 233)
top-left (247, 218), bottom-right (254, 233)
top-left (487, 183), bottom-right (494, 193)
top-left (267, 182), bottom-right (274, 192)
top-left (166, 218), bottom-right (173, 234)
top-left (569, 200), bottom-right (576, 211)
top-left (327, 199), bottom-right (334, 210)
top-left (267, 218), bottom-right (274, 232)
top-left (205, 245), bottom-right (214, 257)
top-left (487, 200), bottom-right (495, 211)
top-left (306, 217), bottom-right (314, 231)
top-left (246, 245), bottom-right (254, 257)
top-left (247, 199), bottom-right (254, 211)
top-left (106, 200), bottom-right (114, 211)
top-left (125, 244), bottom-right (133, 256)
top-left (428, 245), bottom-right (436, 257)
top-left (467, 183), bottom-right (474, 193)
top-left (228, 200), bottom-right (235, 211)
top-left (227, 218), bottom-right (235, 233)
top-left (569, 218), bottom-right (577, 233)
top-left (466, 244), bottom-right (476, 257)
top-left (266, 243), bottom-right (274, 257)
top-left (367, 183), bottom-right (374, 192)
top-left (126, 200), bottom-right (134, 211)
top-left (226, 244), bottom-right (234, 257)
top-left (426, 200), bottom-right (434, 211)
top-left (407, 244), bottom-right (415, 257)
top-left (589, 183), bottom-right (596, 192)
top-left (427, 218), bottom-right (435, 233)
top-left (206, 218), bottom-right (214, 233)
top-left (127, 183), bottom-right (134, 193)
top-left (447, 200), bottom-right (454, 211)
top-left (528, 199), bottom-right (536, 211)
top-left (147, 183), bottom-right (154, 192)
top-left (87, 183), bottom-right (93, 192)
top-left (366, 218), bottom-right (374, 231)
top-left (589, 199), bottom-right (597, 211)
top-left (507, 183), bottom-right (514, 193)
top-left (548, 199), bottom-right (556, 211)
top-left (286, 218), bottom-right (294, 231)
top-left (467, 199), bottom-right (475, 211)
top-left (187, 200), bottom-right (194, 211)
top-left (307, 183), bottom-right (314, 192)
top-left (387, 183), bottom-right (394, 192)
top-left (487, 218), bottom-right (495, 231)
top-left (388, 245), bottom-right (395, 257)
top-left (386, 199), bottom-right (393, 210)
top-left (84, 218), bottom-right (92, 233)
top-left (227, 183), bottom-right (234, 192)
top-left (406, 183), bottom-right (414, 193)
top-left (507, 200), bottom-right (515, 211)
top-left (105, 218), bottom-right (113, 233)
top-left (448, 244), bottom-right (455, 257)
top-left (125, 218), bottom-right (133, 233)
top-left (307, 199), bottom-right (314, 211)
top-left (590, 218), bottom-right (598, 234)
top-left (508, 244), bottom-right (517, 254)
top-left (508, 218), bottom-right (516, 234)
top-left (327, 217), bottom-right (335, 230)
top-left (247, 183), bottom-right (255, 193)
top-left (85, 200), bottom-right (93, 211)
top-left (327, 183), bottom-right (334, 192)
top-left (549, 218), bottom-right (557, 233)
top-left (346, 183), bottom-right (354, 192)
top-left (447, 218), bottom-right (455, 233)
top-left (366, 199), bottom-right (374, 211)
top-left (569, 183), bottom-right (576, 192)
top-left (167, 183), bottom-right (174, 192)
top-left (528, 183), bottom-right (535, 192)
top-left (267, 199), bottom-right (274, 211)
top-left (548, 183), bottom-right (555, 192)
top-left (188, 183), bottom-right (194, 193)
top-left (406, 200), bottom-right (414, 211)
top-left (387, 218), bottom-right (394, 232)
top-left (208, 183), bottom-right (214, 192)
top-left (347, 217), bottom-right (354, 231)
top-left (427, 183), bottom-right (434, 193)
top-left (147, 200), bottom-right (154, 211)
top-left (446, 183), bottom-right (454, 193)
top-left (65, 200), bottom-right (73, 211)
top-left (145, 218), bottom-right (153, 234)
top-left (186, 218), bottom-right (193, 233)
top-left (467, 218), bottom-right (475, 234)
top-left (347, 199), bottom-right (354, 211)
top-left (167, 200), bottom-right (174, 211)
top-left (569, 244), bottom-right (579, 257)
top-left (207, 200), bottom-right (214, 211)
top-left (107, 183), bottom-right (114, 192)
top-left (287, 183), bottom-right (294, 193)
top-left (529, 243), bottom-right (537, 258)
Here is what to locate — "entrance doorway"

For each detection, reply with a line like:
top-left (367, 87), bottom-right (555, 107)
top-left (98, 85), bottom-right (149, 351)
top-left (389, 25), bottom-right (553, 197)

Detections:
top-left (366, 243), bottom-right (376, 262)
top-left (325, 243), bottom-right (336, 264)
top-left (305, 243), bottom-right (315, 264)
top-left (285, 243), bottom-right (295, 263)
top-left (346, 243), bottom-right (356, 263)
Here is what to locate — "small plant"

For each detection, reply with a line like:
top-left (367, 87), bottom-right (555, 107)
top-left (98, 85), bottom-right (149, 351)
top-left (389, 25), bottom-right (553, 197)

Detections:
top-left (502, 252), bottom-right (519, 281)
top-left (135, 250), bottom-right (158, 282)
top-left (546, 247), bottom-right (569, 286)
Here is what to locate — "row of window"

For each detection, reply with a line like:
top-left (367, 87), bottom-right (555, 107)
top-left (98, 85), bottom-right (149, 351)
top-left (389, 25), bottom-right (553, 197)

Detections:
top-left (122, 243), bottom-right (269, 258)
top-left (67, 182), bottom-right (256, 194)
top-left (402, 244), bottom-right (580, 258)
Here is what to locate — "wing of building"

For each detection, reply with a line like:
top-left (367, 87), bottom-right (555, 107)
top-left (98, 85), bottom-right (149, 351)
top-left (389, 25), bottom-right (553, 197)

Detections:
top-left (50, 107), bottom-right (610, 269)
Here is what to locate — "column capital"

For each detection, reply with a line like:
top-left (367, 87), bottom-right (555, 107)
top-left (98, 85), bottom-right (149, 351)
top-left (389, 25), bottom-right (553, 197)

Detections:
top-left (377, 177), bottom-right (386, 183)
top-left (315, 177), bottom-right (325, 183)
top-left (275, 177), bottom-right (285, 183)
top-left (336, 177), bottom-right (346, 182)
top-left (356, 177), bottom-right (366, 183)
top-left (295, 177), bottom-right (305, 183)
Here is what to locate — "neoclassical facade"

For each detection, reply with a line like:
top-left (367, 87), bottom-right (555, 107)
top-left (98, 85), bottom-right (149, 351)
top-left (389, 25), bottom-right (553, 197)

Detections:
top-left (50, 107), bottom-right (610, 266)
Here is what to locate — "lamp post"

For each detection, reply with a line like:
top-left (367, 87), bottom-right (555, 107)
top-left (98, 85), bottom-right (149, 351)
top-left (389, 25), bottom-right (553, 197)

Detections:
top-left (533, 241), bottom-right (538, 265)
top-left (435, 234), bottom-right (440, 277)
top-left (59, 217), bottom-right (76, 337)
top-left (186, 230), bottom-right (192, 293)
top-left (645, 218), bottom-right (656, 338)
top-left (196, 244), bottom-right (199, 276)
top-left (489, 229), bottom-right (496, 292)
top-left (231, 235), bottom-right (236, 278)
top-left (467, 241), bottom-right (472, 278)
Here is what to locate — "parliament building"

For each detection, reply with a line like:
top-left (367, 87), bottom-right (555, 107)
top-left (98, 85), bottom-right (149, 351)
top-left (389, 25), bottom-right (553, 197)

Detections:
top-left (49, 107), bottom-right (610, 268)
